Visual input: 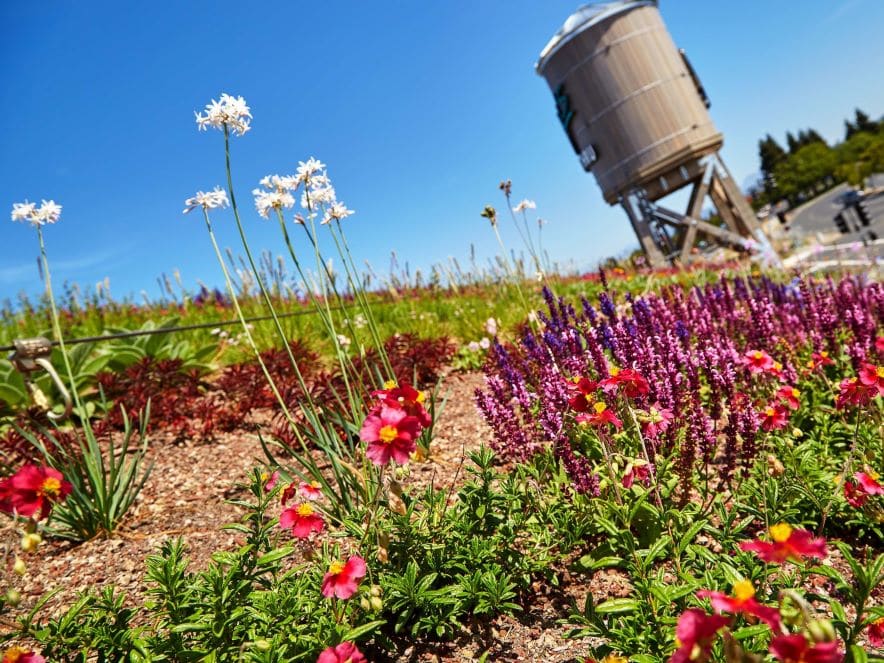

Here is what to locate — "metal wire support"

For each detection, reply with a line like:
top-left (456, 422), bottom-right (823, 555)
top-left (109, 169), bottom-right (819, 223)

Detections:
top-left (8, 337), bottom-right (73, 421)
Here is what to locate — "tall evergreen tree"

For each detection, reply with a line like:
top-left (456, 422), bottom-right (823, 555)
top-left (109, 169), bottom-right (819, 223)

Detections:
top-left (758, 134), bottom-right (787, 194)
top-left (854, 108), bottom-right (876, 133)
top-left (786, 131), bottom-right (800, 154)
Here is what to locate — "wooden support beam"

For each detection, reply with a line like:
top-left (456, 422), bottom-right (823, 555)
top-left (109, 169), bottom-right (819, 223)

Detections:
top-left (620, 194), bottom-right (667, 268)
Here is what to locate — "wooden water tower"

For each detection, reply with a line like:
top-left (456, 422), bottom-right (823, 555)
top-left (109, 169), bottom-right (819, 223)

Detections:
top-left (536, 0), bottom-right (775, 267)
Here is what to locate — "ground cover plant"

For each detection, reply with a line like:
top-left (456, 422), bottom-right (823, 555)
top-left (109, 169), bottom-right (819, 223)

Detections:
top-left (1, 93), bottom-right (882, 663)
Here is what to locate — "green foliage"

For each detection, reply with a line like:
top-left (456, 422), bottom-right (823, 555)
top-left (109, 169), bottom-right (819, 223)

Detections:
top-left (19, 407), bottom-right (152, 540)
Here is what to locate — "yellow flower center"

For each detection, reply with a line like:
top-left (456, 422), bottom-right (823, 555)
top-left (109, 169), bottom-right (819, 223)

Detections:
top-left (328, 560), bottom-right (345, 575)
top-left (3, 647), bottom-right (30, 663)
top-left (415, 390), bottom-right (426, 403)
top-left (877, 366), bottom-right (884, 378)
top-left (378, 425), bottom-right (398, 444)
top-left (807, 360), bottom-right (815, 369)
top-left (791, 388), bottom-right (800, 398)
top-left (383, 379), bottom-right (397, 390)
top-left (769, 523), bottom-right (793, 543)
top-left (867, 469), bottom-right (880, 481)
top-left (774, 361), bottom-right (783, 371)
top-left (609, 366), bottom-right (620, 377)
top-left (765, 407), bottom-right (776, 417)
top-left (297, 503), bottom-right (314, 517)
top-left (820, 351), bottom-right (829, 358)
top-left (40, 476), bottom-right (61, 498)
top-left (593, 402), bottom-right (608, 414)
top-left (310, 480), bottom-right (321, 489)
top-left (753, 351), bottom-right (764, 360)
top-left (601, 655), bottom-right (628, 663)
top-left (733, 579), bottom-right (755, 601)
top-left (260, 472), bottom-right (269, 482)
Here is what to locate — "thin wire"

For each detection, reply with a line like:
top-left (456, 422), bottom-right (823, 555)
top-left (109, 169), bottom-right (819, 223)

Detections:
top-left (0, 298), bottom-right (396, 354)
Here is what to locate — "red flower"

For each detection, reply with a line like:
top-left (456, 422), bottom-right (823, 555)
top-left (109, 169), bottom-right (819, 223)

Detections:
top-left (280, 502), bottom-right (324, 538)
top-left (808, 350), bottom-right (835, 371)
top-left (776, 385), bottom-right (801, 410)
top-left (261, 470), bottom-right (279, 492)
top-left (317, 641), bottom-right (367, 663)
top-left (739, 523), bottom-right (827, 564)
top-left (567, 377), bottom-right (598, 413)
top-left (622, 461), bottom-right (651, 488)
top-left (760, 403), bottom-right (789, 431)
top-left (669, 608), bottom-right (730, 663)
top-left (321, 555), bottom-right (367, 599)
top-left (744, 349), bottom-right (775, 374)
top-left (600, 367), bottom-right (649, 399)
top-left (576, 402), bottom-right (623, 430)
top-left (298, 480), bottom-right (323, 501)
top-left (769, 634), bottom-right (842, 662)
top-left (359, 405), bottom-right (422, 466)
top-left (639, 403), bottom-right (674, 439)
top-left (0, 465), bottom-right (71, 520)
top-left (697, 580), bottom-right (781, 630)
top-left (835, 377), bottom-right (877, 409)
top-left (876, 337), bottom-right (884, 355)
top-left (372, 380), bottom-right (431, 427)
top-left (844, 470), bottom-right (884, 508)
top-left (858, 363), bottom-right (884, 395)
top-left (2, 648), bottom-right (44, 663)
top-left (868, 617), bottom-right (884, 649)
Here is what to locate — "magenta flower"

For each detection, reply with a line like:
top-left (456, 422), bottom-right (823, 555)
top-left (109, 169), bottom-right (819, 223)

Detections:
top-left (760, 403), bottom-right (789, 431)
top-left (776, 385), bottom-right (801, 410)
top-left (740, 524), bottom-right (827, 564)
top-left (669, 608), bottom-right (730, 663)
top-left (769, 634), bottom-right (842, 662)
top-left (0, 465), bottom-right (72, 520)
top-left (280, 503), bottom-right (324, 538)
top-left (372, 381), bottom-right (431, 427)
top-left (743, 349), bottom-right (775, 374)
top-left (640, 403), bottom-right (673, 439)
top-left (360, 405), bottom-right (422, 465)
top-left (316, 641), bottom-right (367, 663)
top-left (321, 555), bottom-right (367, 599)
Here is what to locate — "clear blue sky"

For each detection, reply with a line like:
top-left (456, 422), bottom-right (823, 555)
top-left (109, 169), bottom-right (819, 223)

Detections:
top-left (3, 1), bottom-right (884, 302)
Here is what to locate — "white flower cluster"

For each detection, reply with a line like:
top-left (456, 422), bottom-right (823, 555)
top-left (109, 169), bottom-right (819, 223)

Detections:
top-left (11, 199), bottom-right (62, 226)
top-left (252, 157), bottom-right (354, 224)
top-left (195, 93), bottom-right (252, 136)
top-left (512, 199), bottom-right (536, 213)
top-left (182, 187), bottom-right (229, 214)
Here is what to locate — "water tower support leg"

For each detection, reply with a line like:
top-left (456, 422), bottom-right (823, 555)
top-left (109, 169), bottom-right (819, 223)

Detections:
top-left (679, 160), bottom-right (715, 263)
top-left (620, 193), bottom-right (667, 268)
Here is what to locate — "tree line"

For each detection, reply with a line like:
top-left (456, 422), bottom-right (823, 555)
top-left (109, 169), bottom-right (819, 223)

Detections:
top-left (754, 108), bottom-right (884, 206)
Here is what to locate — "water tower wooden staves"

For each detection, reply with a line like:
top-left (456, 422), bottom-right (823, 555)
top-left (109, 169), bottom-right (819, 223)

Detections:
top-left (536, 0), bottom-right (772, 266)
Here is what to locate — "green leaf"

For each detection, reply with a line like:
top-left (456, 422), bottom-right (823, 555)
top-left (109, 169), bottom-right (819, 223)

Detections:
top-left (732, 624), bottom-right (770, 640)
top-left (594, 598), bottom-right (638, 614)
top-left (340, 619), bottom-right (386, 642)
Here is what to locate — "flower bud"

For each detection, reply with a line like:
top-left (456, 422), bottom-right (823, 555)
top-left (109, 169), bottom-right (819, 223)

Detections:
top-left (807, 619), bottom-right (836, 643)
top-left (359, 597), bottom-right (371, 611)
top-left (791, 427), bottom-right (803, 438)
top-left (766, 454), bottom-right (785, 477)
top-left (4, 589), bottom-right (21, 606)
top-left (20, 533), bottom-right (41, 553)
top-left (370, 584), bottom-right (382, 597)
top-left (13, 558), bottom-right (26, 576)
top-left (370, 596), bottom-right (384, 612)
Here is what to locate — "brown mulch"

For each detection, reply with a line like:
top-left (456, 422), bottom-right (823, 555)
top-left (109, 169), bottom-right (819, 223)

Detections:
top-left (2, 372), bottom-right (600, 661)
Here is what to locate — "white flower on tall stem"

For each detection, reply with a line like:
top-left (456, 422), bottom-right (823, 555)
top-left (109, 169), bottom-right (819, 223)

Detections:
top-left (259, 174), bottom-right (299, 193)
top-left (302, 185), bottom-right (337, 210)
top-left (484, 317), bottom-right (499, 336)
top-left (322, 201), bottom-right (354, 225)
top-left (183, 187), bottom-right (229, 214)
top-left (253, 188), bottom-right (295, 219)
top-left (11, 199), bottom-right (62, 226)
top-left (295, 157), bottom-right (326, 185)
top-left (512, 199), bottom-right (536, 213)
top-left (195, 93), bottom-right (252, 136)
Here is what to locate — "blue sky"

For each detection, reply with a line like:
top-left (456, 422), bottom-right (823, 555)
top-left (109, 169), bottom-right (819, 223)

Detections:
top-left (3, 0), bottom-right (884, 302)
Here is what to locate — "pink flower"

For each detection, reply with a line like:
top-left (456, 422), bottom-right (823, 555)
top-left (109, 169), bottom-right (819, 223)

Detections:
top-left (876, 337), bottom-right (884, 355)
top-left (760, 403), bottom-right (789, 431)
top-left (299, 481), bottom-right (323, 501)
top-left (769, 634), bottom-right (842, 662)
top-left (697, 580), bottom-right (781, 630)
top-left (600, 367), bottom-right (649, 399)
top-left (858, 362), bottom-right (884, 395)
top-left (0, 465), bottom-right (72, 520)
top-left (261, 470), bottom-right (279, 492)
top-left (575, 402), bottom-right (622, 430)
top-left (808, 350), bottom-right (835, 371)
top-left (669, 608), bottom-right (730, 663)
top-left (359, 405), bottom-right (422, 466)
top-left (744, 349), bottom-right (775, 374)
top-left (640, 404), bottom-right (673, 439)
top-left (868, 617), bottom-right (884, 649)
top-left (739, 523), bottom-right (827, 564)
top-left (844, 470), bottom-right (884, 508)
top-left (776, 385), bottom-right (801, 410)
top-left (316, 641), bottom-right (367, 663)
top-left (372, 381), bottom-right (431, 427)
top-left (836, 376), bottom-right (877, 409)
top-left (622, 461), bottom-right (652, 489)
top-left (280, 503), bottom-right (324, 538)
top-left (321, 555), bottom-right (367, 599)
top-left (2, 647), bottom-right (45, 663)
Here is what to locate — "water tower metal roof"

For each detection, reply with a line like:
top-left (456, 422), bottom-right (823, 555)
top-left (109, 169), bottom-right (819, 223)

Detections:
top-left (536, 0), bottom-right (657, 74)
